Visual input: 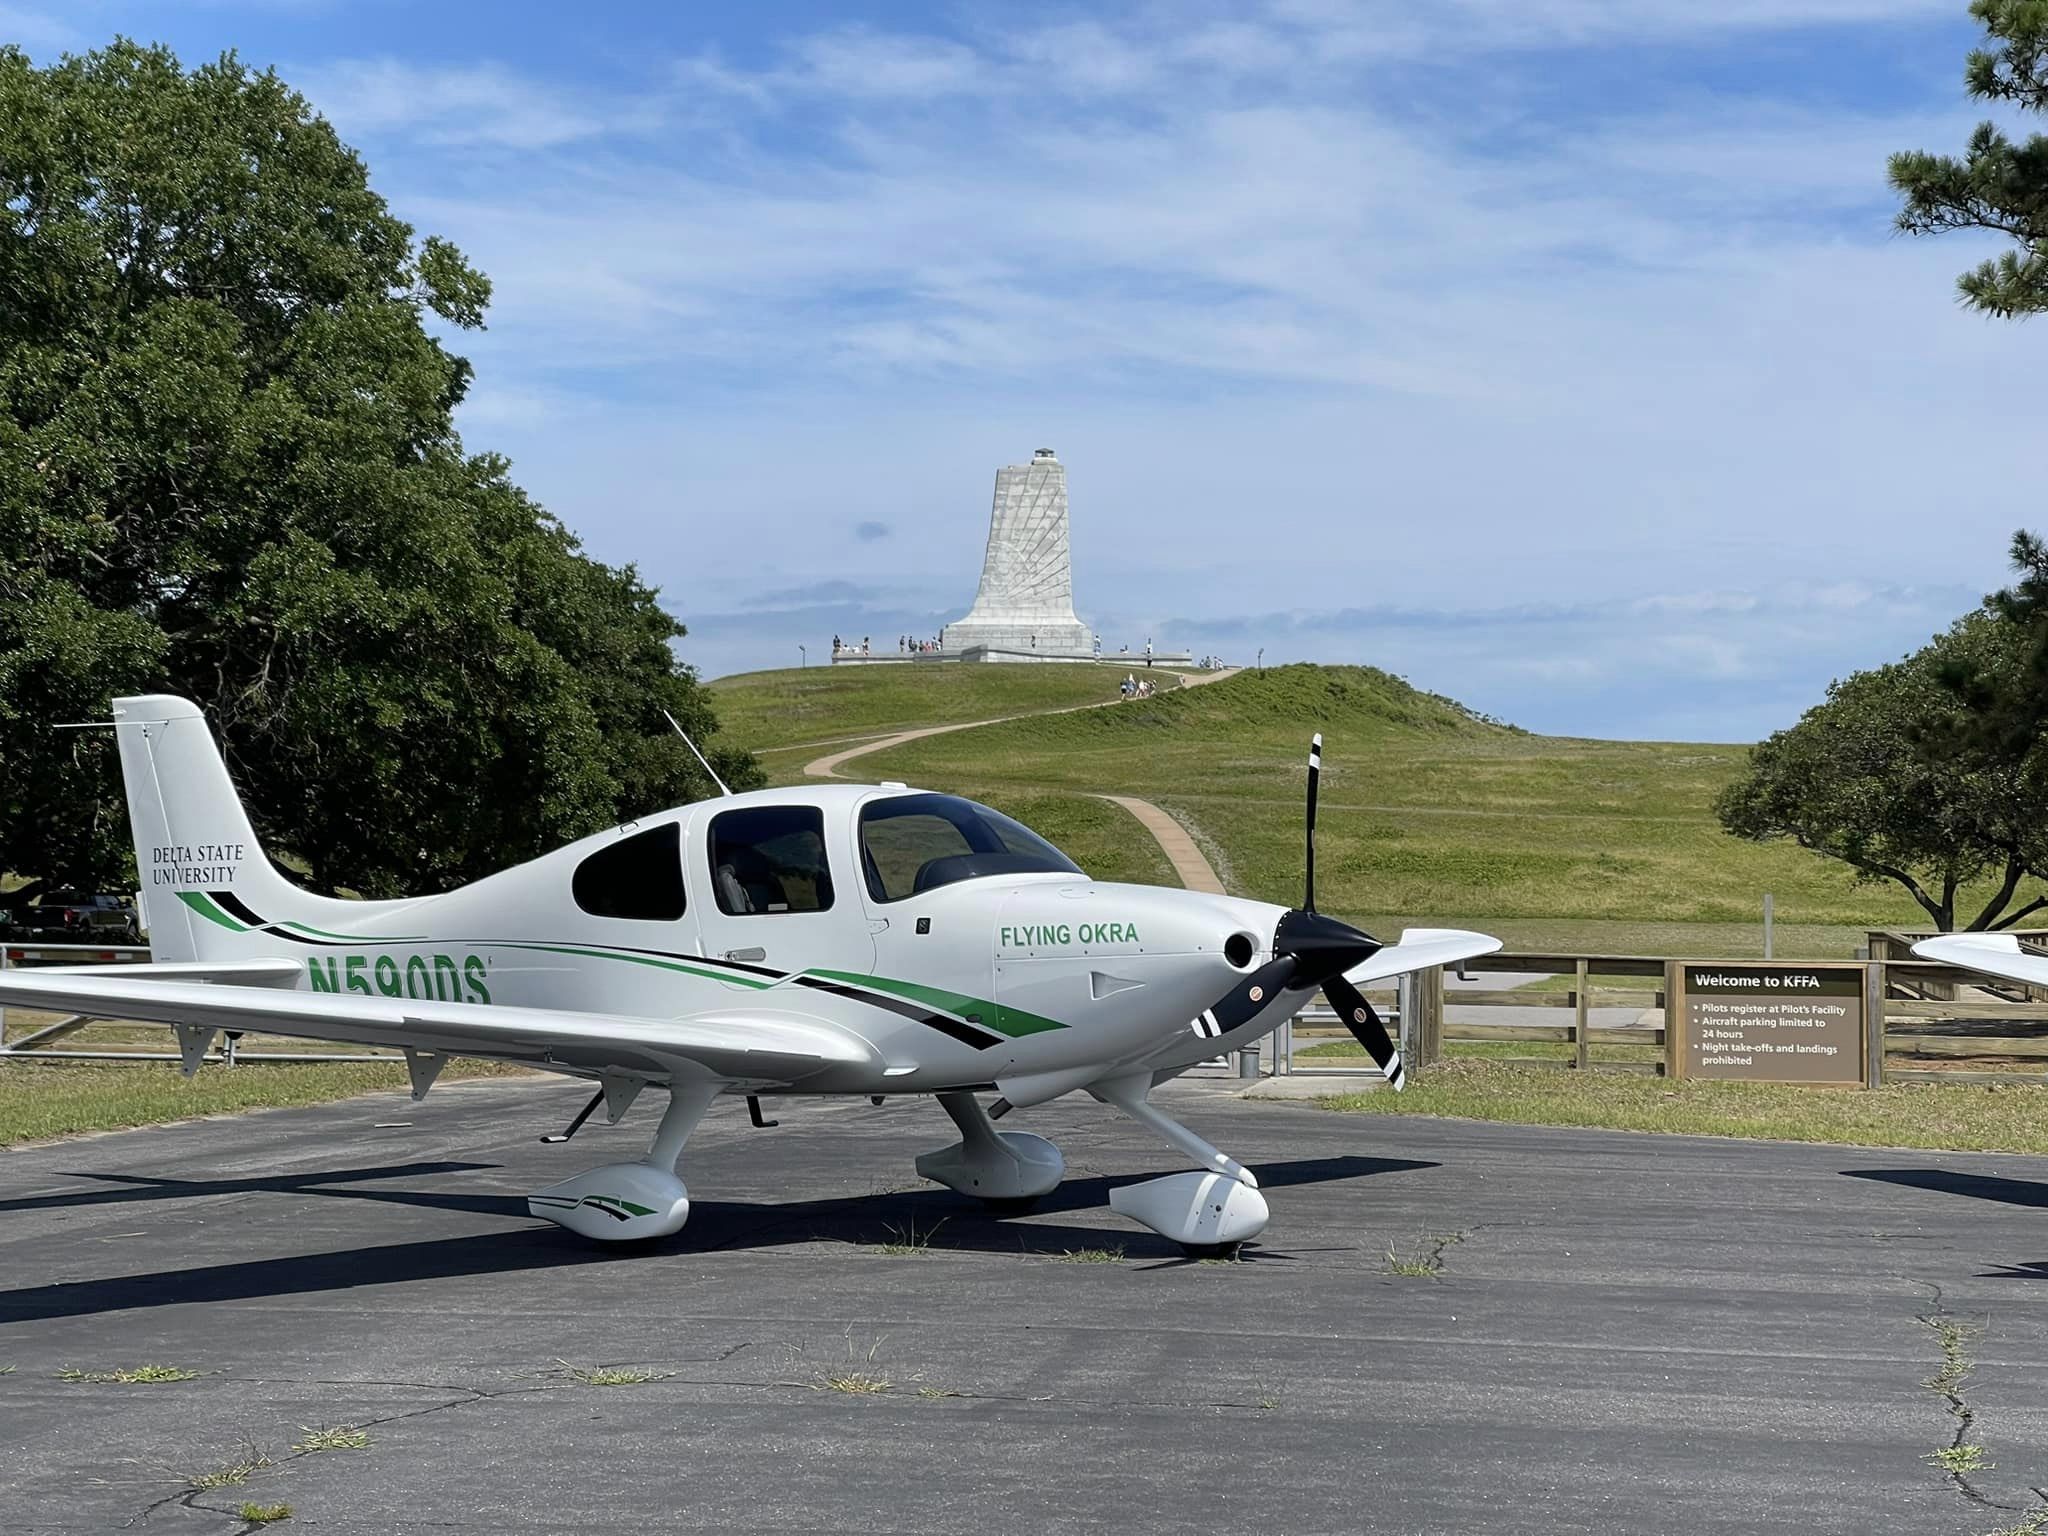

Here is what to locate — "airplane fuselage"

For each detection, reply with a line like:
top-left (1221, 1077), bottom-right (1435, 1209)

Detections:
top-left (169, 783), bottom-right (1297, 1099)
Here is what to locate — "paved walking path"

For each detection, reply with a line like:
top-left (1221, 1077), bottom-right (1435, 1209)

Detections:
top-left (803, 668), bottom-right (1240, 893)
top-left (1090, 793), bottom-right (1226, 894)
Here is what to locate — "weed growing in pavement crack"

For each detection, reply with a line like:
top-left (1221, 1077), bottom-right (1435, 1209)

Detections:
top-left (872, 1216), bottom-right (946, 1256)
top-left (56, 1363), bottom-right (199, 1383)
top-left (1383, 1231), bottom-right (1464, 1277)
top-left (553, 1358), bottom-right (666, 1386)
top-left (1983, 1501), bottom-right (2048, 1536)
top-left (815, 1331), bottom-right (892, 1394)
top-left (292, 1425), bottom-right (370, 1452)
top-left (1931, 1445), bottom-right (1996, 1475)
top-left (237, 1502), bottom-right (291, 1523)
top-left (187, 1447), bottom-right (273, 1489)
top-left (1914, 1304), bottom-right (2029, 1514)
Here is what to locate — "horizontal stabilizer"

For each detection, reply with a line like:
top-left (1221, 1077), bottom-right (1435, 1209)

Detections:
top-left (1912, 933), bottom-right (2048, 988)
top-left (0, 970), bottom-right (875, 1086)
top-left (1344, 928), bottom-right (1502, 987)
top-left (32, 959), bottom-right (303, 986)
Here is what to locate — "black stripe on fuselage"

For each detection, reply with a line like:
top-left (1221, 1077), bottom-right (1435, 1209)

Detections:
top-left (789, 975), bottom-right (1006, 1049)
top-left (209, 890), bottom-right (267, 927)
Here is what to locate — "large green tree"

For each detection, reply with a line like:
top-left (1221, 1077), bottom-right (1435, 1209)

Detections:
top-left (1717, 610), bottom-right (2048, 931)
top-left (1891, 0), bottom-right (2048, 315)
top-left (0, 41), bottom-right (757, 900)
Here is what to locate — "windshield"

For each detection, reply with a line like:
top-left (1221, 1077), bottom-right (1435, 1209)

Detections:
top-left (859, 793), bottom-right (1082, 902)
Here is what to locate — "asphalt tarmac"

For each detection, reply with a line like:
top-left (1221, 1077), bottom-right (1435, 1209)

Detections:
top-left (2, 1073), bottom-right (2046, 1534)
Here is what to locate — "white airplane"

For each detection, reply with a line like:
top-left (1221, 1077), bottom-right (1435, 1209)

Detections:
top-left (1910, 932), bottom-right (2048, 989)
top-left (0, 696), bottom-right (1499, 1251)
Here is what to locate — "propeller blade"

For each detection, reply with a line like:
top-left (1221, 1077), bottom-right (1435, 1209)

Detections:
top-left (1196, 953), bottom-right (1301, 1040)
top-left (1325, 972), bottom-right (1405, 1091)
top-left (1304, 733), bottom-right (1322, 913)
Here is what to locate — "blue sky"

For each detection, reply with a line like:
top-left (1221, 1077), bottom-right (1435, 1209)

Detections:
top-left (9, 0), bottom-right (2039, 739)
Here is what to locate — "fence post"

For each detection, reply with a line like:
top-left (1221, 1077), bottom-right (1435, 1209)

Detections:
top-left (1573, 957), bottom-right (1590, 1072)
top-left (1418, 965), bottom-right (1445, 1066)
top-left (1664, 959), bottom-right (1684, 1079)
top-left (1863, 959), bottom-right (1885, 1090)
top-left (0, 942), bottom-right (8, 1049)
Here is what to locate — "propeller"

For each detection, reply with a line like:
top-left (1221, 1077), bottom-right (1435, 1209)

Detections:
top-left (1186, 733), bottom-right (1406, 1089)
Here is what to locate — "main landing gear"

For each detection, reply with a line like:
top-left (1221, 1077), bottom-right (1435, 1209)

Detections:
top-left (915, 1076), bottom-right (1268, 1252)
top-left (528, 1078), bottom-right (719, 1241)
top-left (915, 1091), bottom-right (1065, 1203)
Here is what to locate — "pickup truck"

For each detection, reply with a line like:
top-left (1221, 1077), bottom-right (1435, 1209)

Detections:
top-left (2, 891), bottom-right (141, 944)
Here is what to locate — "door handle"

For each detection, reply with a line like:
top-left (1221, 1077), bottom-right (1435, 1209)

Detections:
top-left (722, 946), bottom-right (767, 963)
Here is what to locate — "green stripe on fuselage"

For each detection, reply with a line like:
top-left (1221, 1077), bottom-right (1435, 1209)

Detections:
top-left (176, 890), bottom-right (248, 932)
top-left (809, 970), bottom-right (1067, 1037)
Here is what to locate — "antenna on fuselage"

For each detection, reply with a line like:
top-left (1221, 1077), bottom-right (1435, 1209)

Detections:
top-left (663, 709), bottom-right (733, 798)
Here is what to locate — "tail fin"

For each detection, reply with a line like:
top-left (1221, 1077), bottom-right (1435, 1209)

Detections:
top-left (113, 695), bottom-right (374, 961)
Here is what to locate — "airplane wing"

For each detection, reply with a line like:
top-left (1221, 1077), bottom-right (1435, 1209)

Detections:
top-left (1910, 933), bottom-right (2048, 989)
top-left (0, 969), bottom-right (875, 1087)
top-left (1344, 927), bottom-right (1503, 986)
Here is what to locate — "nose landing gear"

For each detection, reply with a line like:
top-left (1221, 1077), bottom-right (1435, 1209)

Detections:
top-left (1091, 1071), bottom-right (1270, 1250)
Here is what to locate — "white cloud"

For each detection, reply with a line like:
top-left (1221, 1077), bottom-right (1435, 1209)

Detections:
top-left (0, 3), bottom-right (81, 52)
top-left (320, 0), bottom-right (2030, 737)
top-left (294, 59), bottom-right (614, 149)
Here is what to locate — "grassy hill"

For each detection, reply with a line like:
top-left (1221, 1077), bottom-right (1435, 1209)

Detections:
top-left (707, 661), bottom-right (2003, 958)
top-left (708, 661), bottom-right (1184, 755)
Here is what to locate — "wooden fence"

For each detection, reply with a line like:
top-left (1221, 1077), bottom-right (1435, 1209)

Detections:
top-left (1274, 949), bottom-right (2048, 1087)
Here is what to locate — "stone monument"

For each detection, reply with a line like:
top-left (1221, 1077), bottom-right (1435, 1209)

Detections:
top-left (939, 448), bottom-right (1094, 660)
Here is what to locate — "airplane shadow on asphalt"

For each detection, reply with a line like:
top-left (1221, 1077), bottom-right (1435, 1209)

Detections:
top-left (1841, 1168), bottom-right (2048, 1280)
top-left (1841, 1167), bottom-right (2048, 1209)
top-left (0, 1162), bottom-right (509, 1218)
top-left (0, 1153), bottom-right (1433, 1324)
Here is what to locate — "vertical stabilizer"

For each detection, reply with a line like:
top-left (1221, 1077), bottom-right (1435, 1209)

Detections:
top-left (112, 695), bottom-right (356, 961)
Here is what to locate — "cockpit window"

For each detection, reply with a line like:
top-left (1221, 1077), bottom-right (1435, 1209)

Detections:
top-left (859, 793), bottom-right (1081, 902)
top-left (708, 805), bottom-right (835, 914)
top-left (572, 823), bottom-right (686, 921)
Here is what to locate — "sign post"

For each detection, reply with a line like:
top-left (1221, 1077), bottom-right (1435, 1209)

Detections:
top-left (1670, 963), bottom-right (1868, 1085)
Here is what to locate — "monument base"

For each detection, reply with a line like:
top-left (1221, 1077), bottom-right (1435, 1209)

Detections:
top-left (939, 620), bottom-right (1094, 656)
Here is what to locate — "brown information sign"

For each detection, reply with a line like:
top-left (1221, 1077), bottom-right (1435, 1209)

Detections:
top-left (1678, 964), bottom-right (1865, 1084)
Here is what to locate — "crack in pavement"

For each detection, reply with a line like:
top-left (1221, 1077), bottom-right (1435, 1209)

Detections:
top-left (1914, 1282), bottom-right (2048, 1527)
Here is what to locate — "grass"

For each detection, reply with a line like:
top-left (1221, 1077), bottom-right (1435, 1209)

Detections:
top-left (814, 1333), bottom-right (893, 1394)
top-left (237, 1503), bottom-right (291, 1524)
top-left (189, 1449), bottom-right (273, 1489)
top-left (1050, 1245), bottom-right (1126, 1263)
top-left (554, 1359), bottom-right (664, 1386)
top-left (1382, 1231), bottom-right (1464, 1277)
top-left (1927, 1444), bottom-right (1993, 1474)
top-left (818, 1370), bottom-right (892, 1394)
top-left (709, 662), bottom-right (1171, 756)
top-left (291, 1425), bottom-right (370, 1452)
top-left (1986, 1508), bottom-right (2048, 1536)
top-left (0, 1059), bottom-right (531, 1145)
top-left (1322, 1059), bottom-right (2048, 1154)
top-left (56, 1364), bottom-right (199, 1383)
top-left (871, 1216), bottom-right (946, 1256)
top-left (702, 659), bottom-right (2035, 955)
